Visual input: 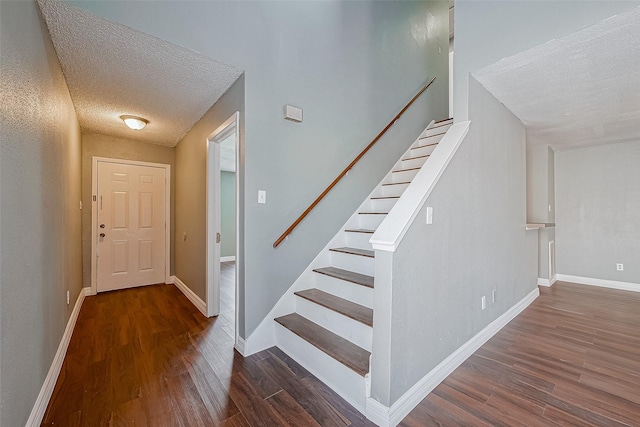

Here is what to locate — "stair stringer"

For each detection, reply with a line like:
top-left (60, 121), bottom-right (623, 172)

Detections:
top-left (244, 120), bottom-right (435, 356)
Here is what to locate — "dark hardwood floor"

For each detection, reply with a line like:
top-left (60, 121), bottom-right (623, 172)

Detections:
top-left (42, 262), bottom-right (373, 426)
top-left (43, 272), bottom-right (640, 426)
top-left (401, 281), bottom-right (640, 427)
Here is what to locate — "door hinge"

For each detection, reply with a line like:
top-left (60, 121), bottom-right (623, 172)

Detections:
top-left (93, 195), bottom-right (97, 202)
top-left (216, 232), bottom-right (221, 243)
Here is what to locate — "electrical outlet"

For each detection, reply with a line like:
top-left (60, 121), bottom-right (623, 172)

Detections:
top-left (617, 263), bottom-right (624, 271)
top-left (492, 289), bottom-right (497, 303)
top-left (66, 290), bottom-right (70, 305)
top-left (481, 296), bottom-right (486, 310)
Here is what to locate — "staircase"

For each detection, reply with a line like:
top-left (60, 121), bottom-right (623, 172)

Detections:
top-left (273, 118), bottom-right (454, 413)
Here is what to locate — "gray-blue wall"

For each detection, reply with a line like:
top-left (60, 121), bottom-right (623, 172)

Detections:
top-left (0, 1), bottom-right (83, 424)
top-left (371, 76), bottom-right (537, 406)
top-left (556, 141), bottom-right (640, 285)
top-left (71, 0), bottom-right (450, 337)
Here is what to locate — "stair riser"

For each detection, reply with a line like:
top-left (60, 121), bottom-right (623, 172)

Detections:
top-left (329, 250), bottom-right (374, 276)
top-left (295, 298), bottom-right (372, 351)
top-left (400, 156), bottom-right (428, 170)
top-left (345, 231), bottom-right (374, 248)
top-left (389, 168), bottom-right (419, 183)
top-left (374, 183), bottom-right (409, 198)
top-left (364, 198), bottom-right (397, 212)
top-left (409, 143), bottom-right (438, 158)
top-left (313, 274), bottom-right (373, 308)
top-left (274, 324), bottom-right (367, 413)
top-left (357, 214), bottom-right (386, 230)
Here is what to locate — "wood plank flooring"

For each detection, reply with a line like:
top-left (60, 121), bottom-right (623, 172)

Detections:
top-left (42, 262), bottom-right (373, 426)
top-left (400, 281), bottom-right (640, 426)
top-left (43, 271), bottom-right (640, 426)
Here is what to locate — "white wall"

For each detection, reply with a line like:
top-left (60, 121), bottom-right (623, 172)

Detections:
top-left (556, 141), bottom-right (640, 285)
top-left (371, 76), bottom-right (537, 406)
top-left (0, 1), bottom-right (83, 424)
top-left (454, 0), bottom-right (640, 121)
top-left (70, 0), bottom-right (450, 337)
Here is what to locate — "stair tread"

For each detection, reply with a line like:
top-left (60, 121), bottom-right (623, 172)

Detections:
top-left (275, 313), bottom-right (370, 376)
top-left (434, 118), bottom-right (453, 124)
top-left (402, 154), bottom-right (430, 161)
top-left (370, 196), bottom-right (400, 200)
top-left (382, 181), bottom-right (410, 186)
top-left (419, 132), bottom-right (446, 140)
top-left (329, 247), bottom-right (374, 258)
top-left (344, 228), bottom-right (375, 234)
top-left (294, 289), bottom-right (373, 327)
top-left (358, 212), bottom-right (388, 215)
top-left (392, 167), bottom-right (421, 173)
top-left (313, 267), bottom-right (374, 288)
top-left (412, 142), bottom-right (439, 149)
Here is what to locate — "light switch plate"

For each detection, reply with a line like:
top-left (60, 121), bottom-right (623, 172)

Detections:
top-left (258, 190), bottom-right (266, 204)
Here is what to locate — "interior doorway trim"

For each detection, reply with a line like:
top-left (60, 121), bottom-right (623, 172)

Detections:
top-left (206, 112), bottom-right (240, 349)
top-left (90, 157), bottom-right (171, 295)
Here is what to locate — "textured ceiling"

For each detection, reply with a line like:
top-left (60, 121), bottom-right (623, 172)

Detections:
top-left (473, 6), bottom-right (640, 151)
top-left (37, 0), bottom-right (242, 147)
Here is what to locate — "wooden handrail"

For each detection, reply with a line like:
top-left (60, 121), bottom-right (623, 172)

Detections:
top-left (273, 77), bottom-right (436, 248)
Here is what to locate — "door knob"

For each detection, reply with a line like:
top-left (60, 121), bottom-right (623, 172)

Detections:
top-left (99, 233), bottom-right (105, 238)
top-left (100, 224), bottom-right (105, 228)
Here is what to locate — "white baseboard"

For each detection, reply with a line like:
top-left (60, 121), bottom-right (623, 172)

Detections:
top-left (366, 287), bottom-right (540, 427)
top-left (26, 287), bottom-right (91, 427)
top-left (234, 335), bottom-right (245, 356)
top-left (165, 275), bottom-right (175, 284)
top-left (556, 274), bottom-right (640, 293)
top-left (220, 256), bottom-right (236, 262)
top-left (172, 275), bottom-right (207, 316)
top-left (537, 275), bottom-right (557, 287)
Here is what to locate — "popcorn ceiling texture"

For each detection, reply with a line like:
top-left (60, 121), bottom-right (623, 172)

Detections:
top-left (37, 0), bottom-right (243, 147)
top-left (473, 6), bottom-right (640, 150)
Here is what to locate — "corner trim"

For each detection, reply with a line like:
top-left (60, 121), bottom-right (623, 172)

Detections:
top-left (537, 275), bottom-right (556, 287)
top-left (220, 256), bottom-right (236, 262)
top-left (234, 335), bottom-right (246, 356)
top-left (172, 275), bottom-right (207, 316)
top-left (26, 288), bottom-right (90, 427)
top-left (366, 287), bottom-right (540, 427)
top-left (556, 274), bottom-right (640, 293)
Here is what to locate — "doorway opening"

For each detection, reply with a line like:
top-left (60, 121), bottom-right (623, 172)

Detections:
top-left (206, 112), bottom-right (240, 347)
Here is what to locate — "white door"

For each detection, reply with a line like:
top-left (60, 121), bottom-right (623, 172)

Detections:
top-left (96, 161), bottom-right (166, 292)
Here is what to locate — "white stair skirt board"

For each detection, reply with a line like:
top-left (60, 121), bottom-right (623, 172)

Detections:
top-left (275, 322), bottom-right (368, 413)
top-left (172, 275), bottom-right (207, 317)
top-left (220, 255), bottom-right (236, 262)
top-left (537, 275), bottom-right (557, 287)
top-left (26, 288), bottom-right (91, 427)
top-left (556, 274), bottom-right (640, 293)
top-left (371, 122), bottom-right (470, 252)
top-left (365, 287), bottom-right (540, 427)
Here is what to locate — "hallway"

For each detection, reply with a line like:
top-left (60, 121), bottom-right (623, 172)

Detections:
top-left (42, 262), bottom-right (372, 426)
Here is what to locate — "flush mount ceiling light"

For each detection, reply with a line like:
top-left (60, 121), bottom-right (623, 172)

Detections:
top-left (120, 115), bottom-right (149, 130)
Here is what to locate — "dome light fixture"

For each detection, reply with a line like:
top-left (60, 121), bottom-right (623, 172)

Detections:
top-left (120, 115), bottom-right (149, 130)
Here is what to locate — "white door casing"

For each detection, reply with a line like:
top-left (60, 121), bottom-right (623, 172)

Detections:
top-left (91, 158), bottom-right (170, 294)
top-left (206, 112), bottom-right (240, 341)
